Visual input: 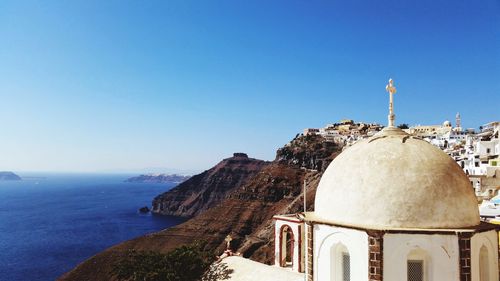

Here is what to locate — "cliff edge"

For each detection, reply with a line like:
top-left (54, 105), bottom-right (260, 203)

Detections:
top-left (152, 153), bottom-right (269, 217)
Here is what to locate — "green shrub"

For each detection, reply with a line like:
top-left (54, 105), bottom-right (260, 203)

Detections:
top-left (113, 242), bottom-right (213, 281)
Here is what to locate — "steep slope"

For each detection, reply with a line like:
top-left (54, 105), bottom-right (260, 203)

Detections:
top-left (59, 135), bottom-right (341, 281)
top-left (276, 134), bottom-right (339, 172)
top-left (152, 153), bottom-right (269, 217)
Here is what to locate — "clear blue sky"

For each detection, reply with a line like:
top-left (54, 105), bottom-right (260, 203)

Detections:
top-left (0, 1), bottom-right (499, 173)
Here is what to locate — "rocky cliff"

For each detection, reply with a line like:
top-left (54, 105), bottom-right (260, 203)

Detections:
top-left (276, 134), bottom-right (340, 172)
top-left (60, 136), bottom-right (341, 281)
top-left (152, 153), bottom-right (269, 217)
top-left (0, 171), bottom-right (21, 181)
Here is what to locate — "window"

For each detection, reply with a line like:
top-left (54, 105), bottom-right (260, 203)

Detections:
top-left (331, 244), bottom-right (350, 281)
top-left (407, 249), bottom-right (427, 281)
top-left (342, 252), bottom-right (350, 281)
top-left (479, 245), bottom-right (489, 281)
top-left (280, 225), bottom-right (294, 268)
top-left (408, 260), bottom-right (423, 281)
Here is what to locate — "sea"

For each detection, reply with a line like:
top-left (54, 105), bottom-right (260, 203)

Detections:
top-left (0, 173), bottom-right (185, 281)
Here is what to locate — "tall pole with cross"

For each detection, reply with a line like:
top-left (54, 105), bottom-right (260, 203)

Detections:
top-left (385, 78), bottom-right (397, 127)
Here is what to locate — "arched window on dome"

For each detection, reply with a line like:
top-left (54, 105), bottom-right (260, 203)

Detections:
top-left (407, 249), bottom-right (429, 281)
top-left (330, 243), bottom-right (350, 281)
top-left (479, 245), bottom-right (489, 281)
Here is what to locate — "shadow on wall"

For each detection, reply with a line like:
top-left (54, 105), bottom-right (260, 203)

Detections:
top-left (203, 262), bottom-right (234, 281)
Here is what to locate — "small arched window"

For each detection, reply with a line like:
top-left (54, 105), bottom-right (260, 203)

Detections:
top-left (331, 243), bottom-right (350, 281)
top-left (408, 259), bottom-right (424, 281)
top-left (342, 251), bottom-right (350, 281)
top-left (479, 245), bottom-right (489, 281)
top-left (407, 249), bottom-right (427, 281)
top-left (279, 225), bottom-right (294, 268)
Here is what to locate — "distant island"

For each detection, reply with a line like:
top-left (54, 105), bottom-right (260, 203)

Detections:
top-left (125, 174), bottom-right (191, 184)
top-left (0, 171), bottom-right (21, 181)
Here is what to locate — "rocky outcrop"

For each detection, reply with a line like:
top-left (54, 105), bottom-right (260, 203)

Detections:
top-left (276, 134), bottom-right (340, 172)
top-left (125, 174), bottom-right (190, 184)
top-left (152, 153), bottom-right (269, 217)
top-left (59, 137), bottom-right (341, 281)
top-left (0, 171), bottom-right (21, 181)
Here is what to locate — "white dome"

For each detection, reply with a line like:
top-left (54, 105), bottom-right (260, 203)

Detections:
top-left (443, 120), bottom-right (452, 127)
top-left (314, 127), bottom-right (479, 229)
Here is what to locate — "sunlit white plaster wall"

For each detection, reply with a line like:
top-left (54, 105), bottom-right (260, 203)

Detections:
top-left (313, 224), bottom-right (368, 281)
top-left (384, 233), bottom-right (459, 281)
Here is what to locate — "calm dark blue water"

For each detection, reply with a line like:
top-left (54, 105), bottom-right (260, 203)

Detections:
top-left (0, 173), bottom-right (185, 281)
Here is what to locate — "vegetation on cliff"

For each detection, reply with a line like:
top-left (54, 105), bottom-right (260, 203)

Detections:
top-left (113, 242), bottom-right (218, 281)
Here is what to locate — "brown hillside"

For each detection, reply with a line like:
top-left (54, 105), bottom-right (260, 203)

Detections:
top-left (152, 153), bottom-right (269, 217)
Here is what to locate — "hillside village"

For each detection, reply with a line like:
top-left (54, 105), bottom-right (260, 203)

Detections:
top-left (300, 116), bottom-right (500, 217)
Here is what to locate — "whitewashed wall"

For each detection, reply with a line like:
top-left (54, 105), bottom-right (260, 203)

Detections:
top-left (313, 224), bottom-right (368, 281)
top-left (383, 233), bottom-right (459, 281)
top-left (471, 230), bottom-right (499, 281)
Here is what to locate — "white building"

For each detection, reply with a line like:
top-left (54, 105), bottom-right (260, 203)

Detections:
top-left (222, 80), bottom-right (500, 281)
top-left (458, 122), bottom-right (500, 178)
top-left (407, 122), bottom-right (453, 138)
top-left (273, 125), bottom-right (500, 281)
top-left (272, 81), bottom-right (499, 281)
top-left (426, 129), bottom-right (468, 150)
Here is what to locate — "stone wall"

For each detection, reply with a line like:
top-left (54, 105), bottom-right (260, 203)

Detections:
top-left (368, 232), bottom-right (383, 281)
top-left (458, 233), bottom-right (472, 281)
top-left (306, 223), bottom-right (313, 281)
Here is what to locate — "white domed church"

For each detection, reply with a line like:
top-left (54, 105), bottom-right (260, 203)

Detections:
top-left (272, 80), bottom-right (500, 281)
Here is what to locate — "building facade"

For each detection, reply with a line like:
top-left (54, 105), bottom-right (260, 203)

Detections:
top-left (275, 126), bottom-right (500, 281)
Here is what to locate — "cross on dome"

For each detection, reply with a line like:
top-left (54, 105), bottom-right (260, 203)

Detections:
top-left (385, 78), bottom-right (397, 127)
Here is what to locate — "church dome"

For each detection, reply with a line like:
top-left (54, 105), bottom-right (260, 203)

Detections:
top-left (314, 126), bottom-right (480, 229)
top-left (443, 120), bottom-right (452, 127)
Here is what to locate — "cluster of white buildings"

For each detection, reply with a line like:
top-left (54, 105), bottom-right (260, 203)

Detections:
top-left (405, 114), bottom-right (499, 176)
top-left (303, 115), bottom-right (500, 202)
top-left (271, 125), bottom-right (499, 281)
top-left (224, 123), bottom-right (500, 281)
top-left (303, 119), bottom-right (384, 146)
top-left (405, 117), bottom-right (500, 202)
